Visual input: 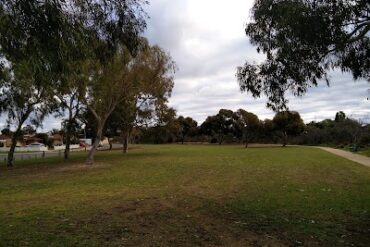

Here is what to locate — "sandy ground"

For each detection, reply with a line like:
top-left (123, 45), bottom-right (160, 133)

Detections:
top-left (318, 147), bottom-right (370, 168)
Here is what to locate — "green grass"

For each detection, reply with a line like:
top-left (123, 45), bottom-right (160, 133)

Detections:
top-left (1, 145), bottom-right (369, 246)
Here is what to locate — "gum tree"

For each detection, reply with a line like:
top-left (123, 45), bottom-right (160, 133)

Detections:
top-left (237, 0), bottom-right (370, 110)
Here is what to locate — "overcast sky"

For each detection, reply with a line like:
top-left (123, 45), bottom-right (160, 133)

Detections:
top-left (143, 0), bottom-right (370, 124)
top-left (2, 0), bottom-right (369, 131)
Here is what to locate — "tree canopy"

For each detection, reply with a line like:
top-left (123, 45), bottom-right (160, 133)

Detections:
top-left (237, 0), bottom-right (370, 111)
top-left (273, 111), bottom-right (305, 146)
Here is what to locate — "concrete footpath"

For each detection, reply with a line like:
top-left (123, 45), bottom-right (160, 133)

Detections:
top-left (318, 147), bottom-right (370, 168)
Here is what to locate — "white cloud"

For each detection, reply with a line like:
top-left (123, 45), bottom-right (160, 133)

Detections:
top-left (1, 0), bottom-right (369, 131)
top-left (145, 0), bottom-right (370, 124)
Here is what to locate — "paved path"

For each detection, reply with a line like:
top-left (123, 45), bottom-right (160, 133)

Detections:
top-left (318, 147), bottom-right (370, 168)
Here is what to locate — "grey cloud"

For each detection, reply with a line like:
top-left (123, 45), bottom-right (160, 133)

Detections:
top-left (144, 0), bottom-right (369, 124)
top-left (1, 0), bottom-right (368, 131)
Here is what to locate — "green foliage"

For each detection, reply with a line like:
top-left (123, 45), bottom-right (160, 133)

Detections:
top-left (297, 113), bottom-right (364, 146)
top-left (273, 111), bottom-right (305, 136)
top-left (177, 116), bottom-right (198, 143)
top-left (237, 0), bottom-right (370, 110)
top-left (234, 109), bottom-right (261, 145)
top-left (335, 111), bottom-right (346, 122)
top-left (105, 40), bottom-right (176, 139)
top-left (201, 109), bottom-right (236, 144)
top-left (272, 111), bottom-right (305, 146)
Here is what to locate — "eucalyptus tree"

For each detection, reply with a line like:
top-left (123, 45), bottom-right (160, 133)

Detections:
top-left (0, 0), bottom-right (76, 167)
top-left (0, 62), bottom-right (57, 167)
top-left (272, 111), bottom-right (305, 147)
top-left (177, 116), bottom-right (197, 144)
top-left (237, 0), bottom-right (370, 111)
top-left (54, 59), bottom-right (93, 160)
top-left (81, 51), bottom-right (132, 164)
top-left (55, 87), bottom-right (83, 160)
top-left (106, 42), bottom-right (176, 153)
top-left (150, 106), bottom-right (179, 144)
top-left (234, 109), bottom-right (260, 148)
top-left (201, 109), bottom-right (235, 145)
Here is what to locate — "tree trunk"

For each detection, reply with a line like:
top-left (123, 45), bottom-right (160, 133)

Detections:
top-left (86, 124), bottom-right (103, 165)
top-left (7, 125), bottom-right (23, 167)
top-left (123, 136), bottom-right (128, 153)
top-left (245, 140), bottom-right (249, 148)
top-left (123, 132), bottom-right (129, 153)
top-left (108, 138), bottom-right (113, 150)
top-left (7, 111), bottom-right (32, 167)
top-left (282, 132), bottom-right (288, 147)
top-left (244, 130), bottom-right (249, 148)
top-left (7, 133), bottom-right (18, 167)
top-left (64, 127), bottom-right (71, 161)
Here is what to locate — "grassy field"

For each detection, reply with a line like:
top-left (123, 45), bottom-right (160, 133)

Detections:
top-left (0, 145), bottom-right (370, 246)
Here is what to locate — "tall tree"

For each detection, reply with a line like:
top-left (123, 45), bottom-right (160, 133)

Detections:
top-left (272, 111), bottom-right (305, 147)
top-left (81, 50), bottom-right (132, 165)
top-left (0, 1), bottom-right (76, 167)
top-left (201, 109), bottom-right (235, 145)
top-left (55, 87), bottom-right (83, 160)
top-left (237, 0), bottom-right (370, 110)
top-left (0, 0), bottom-right (147, 166)
top-left (177, 116), bottom-right (198, 144)
top-left (72, 0), bottom-right (148, 164)
top-left (0, 60), bottom-right (56, 167)
top-left (106, 42), bottom-right (176, 153)
top-left (234, 109), bottom-right (260, 148)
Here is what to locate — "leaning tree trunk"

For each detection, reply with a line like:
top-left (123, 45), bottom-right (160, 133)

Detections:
top-left (7, 124), bottom-right (24, 167)
top-left (86, 124), bottom-right (103, 165)
top-left (7, 133), bottom-right (19, 167)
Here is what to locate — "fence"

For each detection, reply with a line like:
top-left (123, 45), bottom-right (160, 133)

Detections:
top-left (0, 147), bottom-right (48, 152)
top-left (0, 146), bottom-right (112, 164)
top-left (54, 145), bottom-right (80, 151)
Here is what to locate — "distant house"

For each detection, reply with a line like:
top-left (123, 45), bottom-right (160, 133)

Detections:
top-left (0, 134), bottom-right (23, 147)
top-left (49, 133), bottom-right (63, 146)
top-left (100, 136), bottom-right (110, 146)
top-left (23, 135), bottom-right (43, 146)
top-left (0, 134), bottom-right (48, 147)
top-left (0, 135), bottom-right (11, 147)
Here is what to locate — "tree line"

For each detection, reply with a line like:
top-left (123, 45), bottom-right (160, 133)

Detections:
top-left (0, 0), bottom-right (177, 167)
top-left (129, 110), bottom-right (369, 149)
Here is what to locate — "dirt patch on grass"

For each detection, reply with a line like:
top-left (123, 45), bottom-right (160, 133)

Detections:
top-left (1, 162), bottom-right (112, 179)
top-left (53, 162), bottom-right (112, 172)
top-left (75, 197), bottom-right (292, 247)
